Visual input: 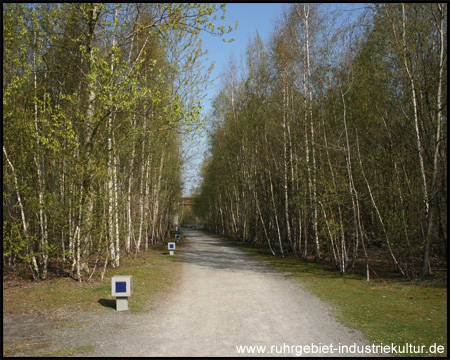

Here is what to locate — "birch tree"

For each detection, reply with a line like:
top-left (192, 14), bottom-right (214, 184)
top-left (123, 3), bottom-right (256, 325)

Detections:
top-left (195, 3), bottom-right (446, 280)
top-left (3, 2), bottom-right (237, 280)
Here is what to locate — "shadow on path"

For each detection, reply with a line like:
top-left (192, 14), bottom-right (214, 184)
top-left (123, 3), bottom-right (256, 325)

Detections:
top-left (175, 228), bottom-right (276, 275)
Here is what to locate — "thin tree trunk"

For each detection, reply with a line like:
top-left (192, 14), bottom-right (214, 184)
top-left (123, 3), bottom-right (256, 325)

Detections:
top-left (108, 119), bottom-right (116, 264)
top-left (378, 107), bottom-right (413, 254)
top-left (125, 26), bottom-right (138, 254)
top-left (75, 196), bottom-right (83, 282)
top-left (4, 146), bottom-right (40, 280)
top-left (384, 4), bottom-right (431, 277)
top-left (249, 166), bottom-right (276, 255)
top-left (107, 6), bottom-right (119, 267)
top-left (127, 135), bottom-right (136, 247)
top-left (322, 105), bottom-right (347, 273)
top-left (287, 109), bottom-right (297, 255)
top-left (137, 115), bottom-right (148, 251)
top-left (152, 151), bottom-right (165, 246)
top-left (352, 133), bottom-right (370, 281)
top-left (356, 131), bottom-right (405, 276)
top-left (282, 79), bottom-right (292, 252)
top-left (420, 3), bottom-right (445, 278)
top-left (318, 200), bottom-right (338, 269)
top-left (137, 157), bottom-right (148, 251)
top-left (33, 17), bottom-right (48, 279)
top-left (113, 132), bottom-right (120, 265)
top-left (340, 85), bottom-right (360, 269)
top-left (303, 4), bottom-right (319, 262)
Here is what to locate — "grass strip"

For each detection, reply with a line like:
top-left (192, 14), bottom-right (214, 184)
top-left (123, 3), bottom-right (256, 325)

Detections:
top-left (215, 234), bottom-right (447, 358)
top-left (37, 345), bottom-right (96, 357)
top-left (3, 238), bottom-right (185, 316)
top-left (3, 234), bottom-right (186, 357)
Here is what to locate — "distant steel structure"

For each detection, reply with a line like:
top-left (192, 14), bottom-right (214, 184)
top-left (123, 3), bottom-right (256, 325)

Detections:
top-left (178, 197), bottom-right (194, 205)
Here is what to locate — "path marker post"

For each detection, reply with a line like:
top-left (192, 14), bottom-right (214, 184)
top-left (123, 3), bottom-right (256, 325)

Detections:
top-left (168, 242), bottom-right (175, 255)
top-left (111, 275), bottom-right (132, 311)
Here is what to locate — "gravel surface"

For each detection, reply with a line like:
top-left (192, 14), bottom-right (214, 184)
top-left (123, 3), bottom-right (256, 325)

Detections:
top-left (4, 229), bottom-right (374, 357)
top-left (88, 229), bottom-right (371, 357)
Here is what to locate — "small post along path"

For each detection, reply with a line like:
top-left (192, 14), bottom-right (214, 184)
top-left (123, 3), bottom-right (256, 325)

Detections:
top-left (91, 229), bottom-right (370, 357)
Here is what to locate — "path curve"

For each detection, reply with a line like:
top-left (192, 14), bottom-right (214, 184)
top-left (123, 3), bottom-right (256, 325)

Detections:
top-left (90, 229), bottom-right (370, 357)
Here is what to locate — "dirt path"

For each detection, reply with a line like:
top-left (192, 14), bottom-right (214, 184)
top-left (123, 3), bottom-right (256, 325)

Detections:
top-left (84, 229), bottom-right (370, 357)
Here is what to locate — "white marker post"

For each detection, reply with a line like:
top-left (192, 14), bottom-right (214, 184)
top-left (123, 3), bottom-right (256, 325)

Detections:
top-left (168, 242), bottom-right (175, 255)
top-left (111, 275), bottom-right (132, 311)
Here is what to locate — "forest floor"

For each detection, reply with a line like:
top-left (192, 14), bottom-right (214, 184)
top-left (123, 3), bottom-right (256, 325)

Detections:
top-left (3, 229), bottom-right (447, 357)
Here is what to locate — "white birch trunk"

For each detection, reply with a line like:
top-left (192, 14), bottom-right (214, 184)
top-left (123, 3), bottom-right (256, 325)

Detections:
top-left (356, 134), bottom-right (405, 276)
top-left (304, 4), bottom-right (319, 262)
top-left (126, 113), bottom-right (136, 253)
top-left (137, 112), bottom-right (148, 251)
top-left (420, 4), bottom-right (445, 277)
top-left (249, 167), bottom-right (276, 255)
top-left (33, 18), bottom-right (48, 279)
top-left (4, 146), bottom-right (40, 280)
top-left (153, 151), bottom-right (165, 244)
top-left (322, 110), bottom-right (346, 273)
top-left (108, 7), bottom-right (118, 266)
top-left (282, 80), bottom-right (292, 252)
top-left (400, 5), bottom-right (429, 218)
top-left (114, 138), bottom-right (120, 265)
top-left (108, 124), bottom-right (116, 265)
top-left (340, 86), bottom-right (360, 268)
top-left (137, 158), bottom-right (147, 251)
top-left (143, 155), bottom-right (151, 249)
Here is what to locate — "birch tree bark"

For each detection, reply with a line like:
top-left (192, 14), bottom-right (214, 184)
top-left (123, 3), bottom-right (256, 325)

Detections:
top-left (420, 3), bottom-right (446, 278)
top-left (108, 6), bottom-right (118, 267)
top-left (4, 146), bottom-right (40, 280)
top-left (32, 9), bottom-right (49, 279)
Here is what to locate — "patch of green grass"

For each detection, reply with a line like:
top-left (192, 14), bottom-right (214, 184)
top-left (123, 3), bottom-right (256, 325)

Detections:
top-left (3, 340), bottom-right (52, 357)
top-left (3, 339), bottom-right (95, 357)
top-left (112, 322), bottom-right (128, 330)
top-left (38, 345), bottom-right (96, 357)
top-left (3, 240), bottom-right (186, 317)
top-left (219, 235), bottom-right (447, 358)
top-left (3, 239), bottom-right (187, 357)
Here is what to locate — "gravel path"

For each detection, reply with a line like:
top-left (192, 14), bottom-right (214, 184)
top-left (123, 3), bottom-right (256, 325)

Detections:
top-left (85, 229), bottom-right (371, 357)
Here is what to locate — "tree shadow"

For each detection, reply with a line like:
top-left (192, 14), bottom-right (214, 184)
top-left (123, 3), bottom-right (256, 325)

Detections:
top-left (98, 298), bottom-right (116, 309)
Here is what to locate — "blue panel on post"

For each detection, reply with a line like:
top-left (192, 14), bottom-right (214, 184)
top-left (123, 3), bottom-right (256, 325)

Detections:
top-left (115, 281), bottom-right (127, 293)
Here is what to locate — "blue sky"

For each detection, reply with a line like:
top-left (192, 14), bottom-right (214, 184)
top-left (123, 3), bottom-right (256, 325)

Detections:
top-left (180, 3), bottom-right (365, 196)
top-left (181, 3), bottom-right (288, 196)
top-left (200, 3), bottom-right (289, 105)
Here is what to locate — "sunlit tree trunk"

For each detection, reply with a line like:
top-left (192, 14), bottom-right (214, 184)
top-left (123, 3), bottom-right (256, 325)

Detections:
top-left (420, 3), bottom-right (446, 278)
top-left (282, 77), bottom-right (293, 253)
top-left (32, 15), bottom-right (49, 279)
top-left (340, 85), bottom-right (360, 268)
top-left (108, 7), bottom-right (119, 266)
top-left (357, 130), bottom-right (405, 276)
top-left (4, 147), bottom-right (40, 280)
top-left (322, 103), bottom-right (347, 274)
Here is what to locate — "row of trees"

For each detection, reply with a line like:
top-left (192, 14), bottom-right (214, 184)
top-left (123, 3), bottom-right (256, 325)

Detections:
top-left (194, 3), bottom-right (447, 280)
top-left (3, 3), bottom-right (235, 281)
